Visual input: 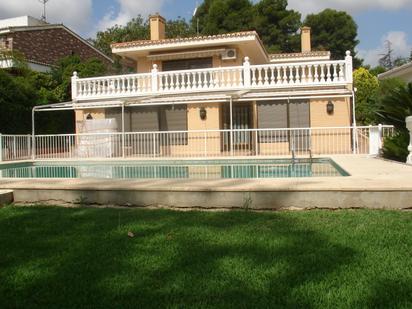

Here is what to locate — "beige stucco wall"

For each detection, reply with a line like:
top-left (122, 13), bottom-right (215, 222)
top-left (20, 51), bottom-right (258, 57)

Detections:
top-left (310, 97), bottom-right (352, 154)
top-left (161, 103), bottom-right (222, 157)
top-left (75, 109), bottom-right (106, 133)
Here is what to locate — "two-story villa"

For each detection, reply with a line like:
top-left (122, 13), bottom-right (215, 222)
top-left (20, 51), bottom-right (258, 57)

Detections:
top-left (63, 14), bottom-right (354, 158)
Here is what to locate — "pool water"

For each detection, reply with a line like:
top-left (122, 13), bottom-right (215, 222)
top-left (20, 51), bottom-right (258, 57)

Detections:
top-left (0, 159), bottom-right (348, 179)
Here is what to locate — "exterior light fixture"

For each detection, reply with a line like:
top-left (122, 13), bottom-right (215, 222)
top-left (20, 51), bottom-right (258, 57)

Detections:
top-left (86, 113), bottom-right (93, 120)
top-left (199, 107), bottom-right (207, 120)
top-left (327, 101), bottom-right (334, 115)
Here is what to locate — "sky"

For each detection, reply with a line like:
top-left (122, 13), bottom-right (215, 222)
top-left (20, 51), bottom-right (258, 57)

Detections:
top-left (0, 0), bottom-right (411, 66)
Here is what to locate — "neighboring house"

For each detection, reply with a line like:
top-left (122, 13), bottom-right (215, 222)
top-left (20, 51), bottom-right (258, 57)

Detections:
top-left (49, 14), bottom-right (354, 157)
top-left (378, 61), bottom-right (412, 83)
top-left (0, 16), bottom-right (113, 72)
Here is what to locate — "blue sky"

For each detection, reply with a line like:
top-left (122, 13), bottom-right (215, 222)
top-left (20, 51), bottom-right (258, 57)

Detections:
top-left (0, 0), bottom-right (411, 66)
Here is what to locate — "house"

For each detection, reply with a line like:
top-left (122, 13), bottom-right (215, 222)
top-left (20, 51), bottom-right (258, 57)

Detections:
top-left (0, 16), bottom-right (113, 72)
top-left (41, 13), bottom-right (355, 157)
top-left (378, 61), bottom-right (412, 83)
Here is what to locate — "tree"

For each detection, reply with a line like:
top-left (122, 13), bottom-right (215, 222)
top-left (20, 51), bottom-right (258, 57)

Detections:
top-left (91, 16), bottom-right (149, 57)
top-left (253, 0), bottom-right (301, 53)
top-left (376, 82), bottom-right (412, 162)
top-left (379, 40), bottom-right (394, 70)
top-left (193, 0), bottom-right (254, 35)
top-left (353, 67), bottom-right (380, 124)
top-left (0, 69), bottom-right (35, 133)
top-left (51, 55), bottom-right (107, 102)
top-left (368, 66), bottom-right (386, 77)
top-left (303, 9), bottom-right (361, 66)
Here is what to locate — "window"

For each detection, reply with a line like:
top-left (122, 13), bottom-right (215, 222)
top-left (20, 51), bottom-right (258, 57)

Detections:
top-left (257, 100), bottom-right (310, 148)
top-left (162, 58), bottom-right (213, 71)
top-left (257, 101), bottom-right (288, 142)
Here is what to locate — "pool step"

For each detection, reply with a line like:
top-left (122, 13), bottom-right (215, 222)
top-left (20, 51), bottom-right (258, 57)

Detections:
top-left (0, 190), bottom-right (13, 205)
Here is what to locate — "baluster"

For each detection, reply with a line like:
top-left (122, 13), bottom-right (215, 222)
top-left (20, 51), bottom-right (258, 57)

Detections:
top-left (263, 67), bottom-right (269, 85)
top-left (275, 67), bottom-right (281, 85)
top-left (132, 77), bottom-right (137, 92)
top-left (320, 64), bottom-right (325, 83)
top-left (314, 65), bottom-right (319, 83)
top-left (251, 68), bottom-right (257, 86)
top-left (282, 66), bottom-right (287, 84)
top-left (269, 67), bottom-right (275, 85)
top-left (326, 64), bottom-right (332, 82)
top-left (238, 68), bottom-right (243, 86)
top-left (332, 63), bottom-right (338, 82)
top-left (255, 68), bottom-right (261, 86)
top-left (87, 81), bottom-right (91, 96)
top-left (288, 66), bottom-right (293, 84)
top-left (202, 71), bottom-right (207, 89)
top-left (301, 65), bottom-right (306, 84)
top-left (338, 63), bottom-right (344, 81)
top-left (184, 72), bottom-right (189, 89)
top-left (307, 64), bottom-right (313, 83)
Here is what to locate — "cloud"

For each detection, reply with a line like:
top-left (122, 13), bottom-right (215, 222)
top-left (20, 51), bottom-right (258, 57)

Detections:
top-left (96, 0), bottom-right (166, 32)
top-left (357, 31), bottom-right (412, 66)
top-left (0, 0), bottom-right (93, 34)
top-left (288, 0), bottom-right (412, 15)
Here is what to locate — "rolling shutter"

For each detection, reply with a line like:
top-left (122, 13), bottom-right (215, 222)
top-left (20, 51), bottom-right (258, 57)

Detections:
top-left (257, 101), bottom-right (288, 142)
top-left (129, 107), bottom-right (159, 132)
top-left (159, 105), bottom-right (187, 131)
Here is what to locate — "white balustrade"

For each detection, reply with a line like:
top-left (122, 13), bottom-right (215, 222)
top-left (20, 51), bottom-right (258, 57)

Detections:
top-left (71, 52), bottom-right (353, 100)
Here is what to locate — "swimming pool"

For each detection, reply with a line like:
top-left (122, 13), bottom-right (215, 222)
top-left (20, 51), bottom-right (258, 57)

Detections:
top-left (0, 158), bottom-right (348, 179)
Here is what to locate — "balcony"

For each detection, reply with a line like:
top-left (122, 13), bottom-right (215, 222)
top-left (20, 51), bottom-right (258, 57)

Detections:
top-left (71, 52), bottom-right (353, 102)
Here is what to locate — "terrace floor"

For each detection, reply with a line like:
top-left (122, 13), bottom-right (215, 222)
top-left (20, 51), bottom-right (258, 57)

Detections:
top-left (0, 155), bottom-right (411, 209)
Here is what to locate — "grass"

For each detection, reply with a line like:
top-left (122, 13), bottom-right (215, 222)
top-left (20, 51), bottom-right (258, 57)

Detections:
top-left (0, 206), bottom-right (411, 308)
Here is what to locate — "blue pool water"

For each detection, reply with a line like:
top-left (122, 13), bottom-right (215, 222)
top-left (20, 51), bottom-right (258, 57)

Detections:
top-left (0, 159), bottom-right (348, 179)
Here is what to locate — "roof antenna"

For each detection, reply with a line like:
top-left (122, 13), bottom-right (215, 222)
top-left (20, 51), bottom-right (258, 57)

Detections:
top-left (193, 1), bottom-right (199, 35)
top-left (38, 0), bottom-right (50, 22)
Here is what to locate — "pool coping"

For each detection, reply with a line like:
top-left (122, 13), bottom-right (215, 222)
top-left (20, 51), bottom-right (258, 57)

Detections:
top-left (0, 155), bottom-right (411, 209)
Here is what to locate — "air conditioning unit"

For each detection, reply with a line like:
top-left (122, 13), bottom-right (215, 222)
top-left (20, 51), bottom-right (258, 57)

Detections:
top-left (221, 49), bottom-right (237, 60)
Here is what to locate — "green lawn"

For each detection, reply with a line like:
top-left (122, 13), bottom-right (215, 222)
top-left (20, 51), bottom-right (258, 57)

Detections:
top-left (0, 206), bottom-right (411, 308)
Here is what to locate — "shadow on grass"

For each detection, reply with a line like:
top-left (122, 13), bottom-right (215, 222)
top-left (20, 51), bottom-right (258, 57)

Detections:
top-left (0, 206), bottom-right (410, 308)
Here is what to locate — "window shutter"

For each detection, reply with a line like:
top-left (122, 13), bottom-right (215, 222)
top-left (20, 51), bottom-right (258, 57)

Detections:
top-left (130, 107), bottom-right (159, 132)
top-left (257, 101), bottom-right (288, 128)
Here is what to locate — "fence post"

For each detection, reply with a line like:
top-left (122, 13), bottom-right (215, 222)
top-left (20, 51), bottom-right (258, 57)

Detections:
top-left (27, 134), bottom-right (31, 159)
top-left (151, 64), bottom-right (158, 92)
top-left (243, 57), bottom-right (251, 87)
top-left (0, 134), bottom-right (2, 162)
top-left (345, 51), bottom-right (353, 84)
top-left (406, 116), bottom-right (412, 165)
top-left (71, 71), bottom-right (78, 101)
top-left (369, 125), bottom-right (380, 156)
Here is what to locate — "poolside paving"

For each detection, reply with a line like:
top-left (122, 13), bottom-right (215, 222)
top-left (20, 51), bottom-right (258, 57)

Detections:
top-left (0, 156), bottom-right (411, 209)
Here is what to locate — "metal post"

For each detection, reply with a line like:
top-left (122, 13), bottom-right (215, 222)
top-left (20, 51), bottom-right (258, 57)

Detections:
top-left (121, 103), bottom-right (125, 158)
top-left (31, 107), bottom-right (36, 160)
top-left (351, 90), bottom-right (358, 154)
top-left (406, 116), bottom-right (412, 165)
top-left (229, 97), bottom-right (233, 156)
top-left (0, 133), bottom-right (3, 162)
top-left (27, 134), bottom-right (31, 159)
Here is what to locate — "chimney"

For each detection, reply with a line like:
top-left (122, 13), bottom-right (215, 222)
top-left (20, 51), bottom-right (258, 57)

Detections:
top-left (149, 13), bottom-right (166, 41)
top-left (301, 26), bottom-right (311, 52)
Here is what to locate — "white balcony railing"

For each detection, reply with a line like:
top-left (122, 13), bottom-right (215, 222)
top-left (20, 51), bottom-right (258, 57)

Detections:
top-left (0, 125), bottom-right (394, 162)
top-left (71, 52), bottom-right (353, 101)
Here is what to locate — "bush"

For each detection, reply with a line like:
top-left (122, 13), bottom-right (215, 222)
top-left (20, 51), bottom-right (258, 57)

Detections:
top-left (377, 82), bottom-right (412, 162)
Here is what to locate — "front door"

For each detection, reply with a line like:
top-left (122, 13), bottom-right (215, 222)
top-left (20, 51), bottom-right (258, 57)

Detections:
top-left (222, 103), bottom-right (252, 151)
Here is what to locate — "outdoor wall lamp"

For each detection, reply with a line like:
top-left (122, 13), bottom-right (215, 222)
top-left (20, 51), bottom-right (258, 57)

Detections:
top-left (327, 101), bottom-right (334, 115)
top-left (86, 113), bottom-right (93, 120)
top-left (199, 107), bottom-right (207, 120)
